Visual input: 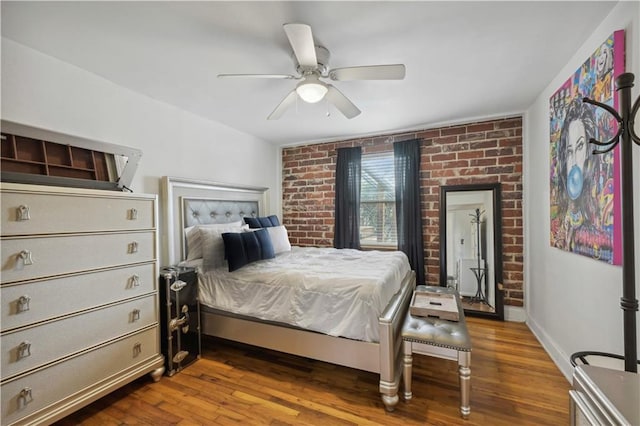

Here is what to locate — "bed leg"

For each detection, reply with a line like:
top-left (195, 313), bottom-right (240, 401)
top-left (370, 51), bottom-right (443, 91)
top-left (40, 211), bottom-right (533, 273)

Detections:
top-left (379, 368), bottom-right (402, 412)
top-left (381, 393), bottom-right (399, 412)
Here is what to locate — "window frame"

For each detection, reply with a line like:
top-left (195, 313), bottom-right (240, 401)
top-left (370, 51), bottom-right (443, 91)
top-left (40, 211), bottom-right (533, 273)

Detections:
top-left (359, 151), bottom-right (397, 249)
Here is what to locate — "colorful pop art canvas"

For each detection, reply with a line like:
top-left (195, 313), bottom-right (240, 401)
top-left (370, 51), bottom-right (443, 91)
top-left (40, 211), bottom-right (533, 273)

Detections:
top-left (549, 30), bottom-right (624, 265)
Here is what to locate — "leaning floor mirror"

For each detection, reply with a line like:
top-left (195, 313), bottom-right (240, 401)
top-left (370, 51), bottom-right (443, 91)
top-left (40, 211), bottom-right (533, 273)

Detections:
top-left (439, 183), bottom-right (504, 319)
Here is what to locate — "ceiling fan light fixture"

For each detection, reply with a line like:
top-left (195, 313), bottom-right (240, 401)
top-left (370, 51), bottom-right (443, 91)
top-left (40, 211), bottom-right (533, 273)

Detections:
top-left (296, 75), bottom-right (328, 103)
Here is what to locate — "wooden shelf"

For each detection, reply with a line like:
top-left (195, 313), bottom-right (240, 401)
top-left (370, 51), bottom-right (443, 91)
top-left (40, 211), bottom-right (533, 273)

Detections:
top-left (1, 132), bottom-right (110, 182)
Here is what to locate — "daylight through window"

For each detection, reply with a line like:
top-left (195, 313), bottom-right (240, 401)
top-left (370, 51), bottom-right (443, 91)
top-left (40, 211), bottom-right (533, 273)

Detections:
top-left (360, 152), bottom-right (397, 246)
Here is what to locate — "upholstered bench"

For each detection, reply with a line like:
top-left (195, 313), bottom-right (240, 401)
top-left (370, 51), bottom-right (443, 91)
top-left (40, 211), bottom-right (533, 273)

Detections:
top-left (401, 285), bottom-right (472, 419)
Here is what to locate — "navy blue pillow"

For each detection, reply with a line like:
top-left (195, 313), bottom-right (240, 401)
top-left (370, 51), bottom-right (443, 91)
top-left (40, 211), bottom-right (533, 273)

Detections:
top-left (222, 229), bottom-right (275, 272)
top-left (268, 215), bottom-right (281, 226)
top-left (221, 233), bottom-right (247, 271)
top-left (254, 228), bottom-right (275, 259)
top-left (244, 215), bottom-right (280, 229)
top-left (243, 217), bottom-right (261, 228)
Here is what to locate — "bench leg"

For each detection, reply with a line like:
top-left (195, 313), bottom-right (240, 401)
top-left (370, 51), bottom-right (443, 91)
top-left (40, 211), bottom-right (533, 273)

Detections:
top-left (402, 341), bottom-right (413, 401)
top-left (458, 350), bottom-right (471, 419)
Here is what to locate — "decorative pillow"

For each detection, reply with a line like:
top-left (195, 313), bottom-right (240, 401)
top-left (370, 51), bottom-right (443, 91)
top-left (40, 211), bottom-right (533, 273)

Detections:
top-left (200, 224), bottom-right (249, 270)
top-left (266, 225), bottom-right (291, 254)
top-left (222, 228), bottom-right (275, 272)
top-left (185, 221), bottom-right (243, 260)
top-left (244, 215), bottom-right (281, 229)
top-left (254, 228), bottom-right (276, 259)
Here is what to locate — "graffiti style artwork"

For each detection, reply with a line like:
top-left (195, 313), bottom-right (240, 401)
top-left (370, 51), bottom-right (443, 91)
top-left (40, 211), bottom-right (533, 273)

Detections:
top-left (549, 31), bottom-right (624, 265)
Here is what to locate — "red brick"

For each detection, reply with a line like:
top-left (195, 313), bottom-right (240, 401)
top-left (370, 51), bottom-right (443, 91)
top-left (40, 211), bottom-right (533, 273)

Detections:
top-left (431, 153), bottom-right (456, 162)
top-left (498, 155), bottom-right (521, 165)
top-left (459, 132), bottom-right (487, 142)
top-left (497, 117), bottom-right (523, 128)
top-left (487, 129), bottom-right (517, 139)
top-left (470, 158), bottom-right (497, 167)
top-left (441, 126), bottom-right (467, 136)
top-left (467, 122), bottom-right (495, 132)
top-left (433, 135), bottom-right (458, 145)
top-left (499, 137), bottom-right (522, 147)
top-left (469, 140), bottom-right (498, 150)
top-left (416, 129), bottom-right (440, 139)
top-left (458, 151), bottom-right (484, 160)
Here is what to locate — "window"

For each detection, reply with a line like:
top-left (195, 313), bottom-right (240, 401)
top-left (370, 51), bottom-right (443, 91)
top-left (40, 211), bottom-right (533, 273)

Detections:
top-left (360, 152), bottom-right (397, 246)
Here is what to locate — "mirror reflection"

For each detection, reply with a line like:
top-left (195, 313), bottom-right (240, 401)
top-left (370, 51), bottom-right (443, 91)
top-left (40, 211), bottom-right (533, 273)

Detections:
top-left (440, 183), bottom-right (503, 319)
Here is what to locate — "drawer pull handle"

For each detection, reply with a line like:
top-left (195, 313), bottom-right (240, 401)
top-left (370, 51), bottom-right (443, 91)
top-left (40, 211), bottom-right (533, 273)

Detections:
top-left (19, 387), bottom-right (33, 408)
top-left (130, 274), bottom-right (141, 288)
top-left (17, 205), bottom-right (31, 221)
top-left (128, 241), bottom-right (138, 254)
top-left (19, 250), bottom-right (34, 266)
top-left (17, 295), bottom-right (31, 313)
top-left (17, 341), bottom-right (32, 360)
top-left (129, 208), bottom-right (138, 220)
top-left (133, 342), bottom-right (142, 357)
top-left (131, 309), bottom-right (141, 322)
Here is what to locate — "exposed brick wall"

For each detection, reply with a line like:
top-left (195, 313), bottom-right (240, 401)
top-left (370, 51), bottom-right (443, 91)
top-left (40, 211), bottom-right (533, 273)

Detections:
top-left (282, 117), bottom-right (524, 307)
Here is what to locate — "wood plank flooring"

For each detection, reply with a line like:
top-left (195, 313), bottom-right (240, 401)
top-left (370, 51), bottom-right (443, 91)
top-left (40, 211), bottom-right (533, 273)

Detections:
top-left (55, 317), bottom-right (570, 425)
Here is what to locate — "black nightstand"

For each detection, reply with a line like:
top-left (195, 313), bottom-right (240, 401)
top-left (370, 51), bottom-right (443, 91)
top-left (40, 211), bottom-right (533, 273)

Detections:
top-left (159, 266), bottom-right (201, 376)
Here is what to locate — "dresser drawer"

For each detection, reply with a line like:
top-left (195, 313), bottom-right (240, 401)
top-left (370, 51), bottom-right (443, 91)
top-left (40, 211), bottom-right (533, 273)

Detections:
top-left (1, 190), bottom-right (155, 236)
top-left (1, 231), bottom-right (155, 284)
top-left (1, 326), bottom-right (160, 426)
top-left (2, 295), bottom-right (158, 380)
top-left (1, 263), bottom-right (157, 332)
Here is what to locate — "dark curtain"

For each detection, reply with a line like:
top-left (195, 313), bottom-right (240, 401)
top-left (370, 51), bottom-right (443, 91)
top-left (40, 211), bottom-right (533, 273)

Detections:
top-left (394, 139), bottom-right (426, 285)
top-left (334, 147), bottom-right (362, 249)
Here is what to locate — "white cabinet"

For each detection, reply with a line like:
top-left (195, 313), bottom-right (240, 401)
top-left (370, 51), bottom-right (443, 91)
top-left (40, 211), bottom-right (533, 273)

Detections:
top-left (1, 182), bottom-right (164, 426)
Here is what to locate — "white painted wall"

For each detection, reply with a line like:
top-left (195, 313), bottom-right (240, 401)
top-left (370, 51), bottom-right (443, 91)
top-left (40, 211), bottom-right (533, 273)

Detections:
top-left (1, 38), bottom-right (281, 265)
top-left (524, 1), bottom-right (640, 381)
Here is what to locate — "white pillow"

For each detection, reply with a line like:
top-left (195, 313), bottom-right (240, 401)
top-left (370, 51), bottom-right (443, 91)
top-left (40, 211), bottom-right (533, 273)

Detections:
top-left (267, 225), bottom-right (291, 254)
top-left (185, 221), bottom-right (243, 260)
top-left (200, 224), bottom-right (250, 271)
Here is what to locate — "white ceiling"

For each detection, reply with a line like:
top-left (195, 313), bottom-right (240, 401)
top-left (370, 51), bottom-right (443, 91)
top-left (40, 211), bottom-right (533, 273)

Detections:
top-left (1, 1), bottom-right (617, 146)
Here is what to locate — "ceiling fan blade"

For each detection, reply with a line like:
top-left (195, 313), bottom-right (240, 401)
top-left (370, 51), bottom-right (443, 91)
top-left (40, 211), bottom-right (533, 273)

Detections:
top-left (325, 85), bottom-right (361, 119)
top-left (218, 73), bottom-right (296, 79)
top-left (283, 23), bottom-right (317, 69)
top-left (329, 64), bottom-right (406, 81)
top-left (267, 90), bottom-right (297, 120)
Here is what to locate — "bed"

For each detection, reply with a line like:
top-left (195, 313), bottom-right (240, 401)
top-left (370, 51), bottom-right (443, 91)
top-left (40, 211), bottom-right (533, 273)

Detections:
top-left (161, 176), bottom-right (416, 411)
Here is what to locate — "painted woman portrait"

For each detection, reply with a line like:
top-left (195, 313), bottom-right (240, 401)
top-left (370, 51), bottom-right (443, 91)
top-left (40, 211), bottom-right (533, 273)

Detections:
top-left (549, 32), bottom-right (622, 264)
top-left (554, 99), bottom-right (598, 247)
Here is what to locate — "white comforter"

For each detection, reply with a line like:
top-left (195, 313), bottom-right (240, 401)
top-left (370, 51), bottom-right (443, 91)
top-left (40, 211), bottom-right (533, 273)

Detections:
top-left (198, 246), bottom-right (411, 342)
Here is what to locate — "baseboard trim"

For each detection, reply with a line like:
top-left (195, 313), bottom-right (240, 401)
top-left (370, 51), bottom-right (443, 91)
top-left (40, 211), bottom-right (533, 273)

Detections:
top-left (504, 306), bottom-right (526, 322)
top-left (526, 315), bottom-right (573, 383)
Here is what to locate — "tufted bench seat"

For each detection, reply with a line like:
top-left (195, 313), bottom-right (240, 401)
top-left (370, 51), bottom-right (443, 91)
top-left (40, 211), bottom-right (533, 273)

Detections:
top-left (401, 285), bottom-right (472, 419)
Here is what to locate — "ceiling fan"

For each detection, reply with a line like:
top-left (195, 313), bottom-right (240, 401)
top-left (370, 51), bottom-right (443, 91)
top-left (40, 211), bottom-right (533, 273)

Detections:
top-left (218, 23), bottom-right (406, 120)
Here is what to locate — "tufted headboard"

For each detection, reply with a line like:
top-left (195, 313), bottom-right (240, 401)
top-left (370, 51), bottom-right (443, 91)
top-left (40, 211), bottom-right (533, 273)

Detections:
top-left (183, 198), bottom-right (259, 227)
top-left (161, 176), bottom-right (269, 266)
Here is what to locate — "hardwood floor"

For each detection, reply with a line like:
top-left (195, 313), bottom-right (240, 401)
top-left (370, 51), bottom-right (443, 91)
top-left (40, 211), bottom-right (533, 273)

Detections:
top-left (55, 317), bottom-right (570, 425)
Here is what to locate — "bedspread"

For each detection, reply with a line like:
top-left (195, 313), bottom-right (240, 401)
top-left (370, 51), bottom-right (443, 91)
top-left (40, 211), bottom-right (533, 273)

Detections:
top-left (198, 246), bottom-right (411, 342)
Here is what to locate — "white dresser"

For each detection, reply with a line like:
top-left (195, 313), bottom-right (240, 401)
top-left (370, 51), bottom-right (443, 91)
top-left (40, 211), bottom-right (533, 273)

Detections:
top-left (0, 182), bottom-right (165, 426)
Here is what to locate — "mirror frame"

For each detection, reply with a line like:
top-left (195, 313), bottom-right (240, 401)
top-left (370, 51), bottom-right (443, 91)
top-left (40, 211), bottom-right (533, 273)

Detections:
top-left (439, 182), bottom-right (504, 320)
